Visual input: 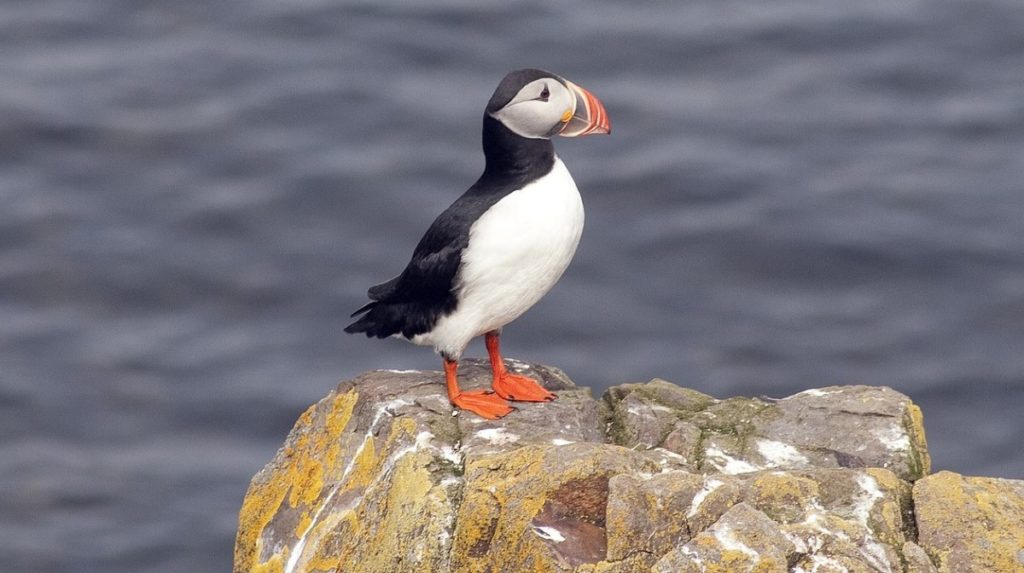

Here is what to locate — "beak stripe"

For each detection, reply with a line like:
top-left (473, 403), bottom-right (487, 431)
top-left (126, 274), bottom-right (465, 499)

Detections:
top-left (583, 90), bottom-right (604, 135)
top-left (559, 80), bottom-right (611, 137)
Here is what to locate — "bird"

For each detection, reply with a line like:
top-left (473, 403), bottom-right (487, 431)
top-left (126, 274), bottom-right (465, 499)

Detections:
top-left (345, 68), bottom-right (611, 419)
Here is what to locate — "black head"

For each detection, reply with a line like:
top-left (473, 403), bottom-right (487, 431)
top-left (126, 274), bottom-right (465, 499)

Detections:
top-left (484, 68), bottom-right (611, 139)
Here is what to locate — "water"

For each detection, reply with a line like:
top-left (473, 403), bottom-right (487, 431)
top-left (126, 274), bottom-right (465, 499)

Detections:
top-left (2, 1), bottom-right (1023, 571)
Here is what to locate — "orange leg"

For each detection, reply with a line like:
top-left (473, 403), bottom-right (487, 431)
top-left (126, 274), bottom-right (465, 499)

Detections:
top-left (485, 331), bottom-right (557, 402)
top-left (444, 358), bottom-right (514, 420)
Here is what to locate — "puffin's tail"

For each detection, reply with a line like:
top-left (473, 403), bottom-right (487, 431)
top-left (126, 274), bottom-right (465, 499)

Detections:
top-left (345, 300), bottom-right (415, 339)
top-left (345, 274), bottom-right (406, 337)
top-left (344, 301), bottom-right (383, 336)
top-left (345, 299), bottom-right (442, 340)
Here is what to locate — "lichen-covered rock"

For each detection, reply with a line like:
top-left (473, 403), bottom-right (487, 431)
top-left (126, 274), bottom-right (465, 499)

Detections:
top-left (235, 369), bottom-right (463, 573)
top-left (653, 502), bottom-right (795, 572)
top-left (902, 541), bottom-right (939, 573)
top-left (913, 470), bottom-right (1024, 573)
top-left (234, 360), bottom-right (613, 573)
top-left (606, 467), bottom-right (913, 572)
top-left (605, 381), bottom-right (931, 482)
top-left (235, 361), bottom-right (975, 573)
top-left (453, 443), bottom-right (658, 572)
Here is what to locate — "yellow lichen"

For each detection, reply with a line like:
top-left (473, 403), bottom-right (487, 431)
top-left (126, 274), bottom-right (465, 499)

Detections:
top-left (339, 417), bottom-right (456, 571)
top-left (302, 511), bottom-right (350, 572)
top-left (453, 447), bottom-right (562, 572)
top-left (915, 471), bottom-right (1024, 573)
top-left (864, 468), bottom-right (908, 544)
top-left (322, 392), bottom-right (357, 476)
top-left (294, 511), bottom-right (312, 540)
top-left (904, 403), bottom-right (931, 478)
top-left (344, 434), bottom-right (379, 491)
top-left (235, 389), bottom-right (358, 573)
top-left (285, 390), bottom-right (359, 509)
top-left (235, 479), bottom-right (288, 573)
top-left (747, 472), bottom-right (820, 522)
top-left (865, 467), bottom-right (900, 491)
top-left (678, 538), bottom-right (770, 573)
top-left (452, 444), bottom-right (655, 573)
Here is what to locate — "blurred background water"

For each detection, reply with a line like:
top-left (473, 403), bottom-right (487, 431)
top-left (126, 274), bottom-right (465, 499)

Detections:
top-left (2, 0), bottom-right (1023, 571)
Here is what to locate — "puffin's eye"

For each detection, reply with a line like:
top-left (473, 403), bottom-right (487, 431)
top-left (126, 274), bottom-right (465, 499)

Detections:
top-left (539, 86), bottom-right (550, 101)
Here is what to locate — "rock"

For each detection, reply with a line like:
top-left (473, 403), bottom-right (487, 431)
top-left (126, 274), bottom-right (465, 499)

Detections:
top-left (234, 361), bottom-right (615, 573)
top-left (902, 541), bottom-right (939, 573)
top-left (607, 467), bottom-right (913, 572)
top-left (236, 361), bottom-right (999, 573)
top-left (653, 502), bottom-right (794, 572)
top-left (913, 470), bottom-right (1024, 573)
top-left (606, 382), bottom-right (931, 482)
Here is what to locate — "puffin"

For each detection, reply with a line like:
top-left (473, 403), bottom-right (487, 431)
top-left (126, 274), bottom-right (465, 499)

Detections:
top-left (346, 68), bottom-right (611, 419)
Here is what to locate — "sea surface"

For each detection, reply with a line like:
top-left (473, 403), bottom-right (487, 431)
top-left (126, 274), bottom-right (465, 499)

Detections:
top-left (2, 1), bottom-right (1023, 571)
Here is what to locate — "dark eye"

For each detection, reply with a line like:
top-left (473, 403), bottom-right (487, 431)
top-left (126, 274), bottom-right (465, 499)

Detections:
top-left (539, 86), bottom-right (550, 101)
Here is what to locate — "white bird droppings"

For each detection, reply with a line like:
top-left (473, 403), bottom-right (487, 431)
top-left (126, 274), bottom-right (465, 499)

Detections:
top-left (852, 474), bottom-right (893, 573)
top-left (786, 388), bottom-right (837, 399)
top-left (873, 424), bottom-right (910, 453)
top-left (687, 478), bottom-right (725, 519)
top-left (713, 525), bottom-right (759, 562)
top-left (704, 446), bottom-right (760, 474)
top-left (475, 427), bottom-right (521, 445)
top-left (756, 439), bottom-right (809, 468)
top-left (533, 526), bottom-right (566, 543)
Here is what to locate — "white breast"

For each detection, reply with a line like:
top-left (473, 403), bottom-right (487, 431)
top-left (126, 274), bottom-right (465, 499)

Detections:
top-left (412, 156), bottom-right (584, 358)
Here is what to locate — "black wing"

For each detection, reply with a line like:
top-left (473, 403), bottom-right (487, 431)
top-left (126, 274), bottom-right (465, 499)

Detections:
top-left (345, 154), bottom-right (539, 339)
top-left (344, 195), bottom-right (479, 338)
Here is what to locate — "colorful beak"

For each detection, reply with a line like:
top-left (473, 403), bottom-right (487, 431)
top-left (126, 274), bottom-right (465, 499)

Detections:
top-left (558, 80), bottom-right (611, 137)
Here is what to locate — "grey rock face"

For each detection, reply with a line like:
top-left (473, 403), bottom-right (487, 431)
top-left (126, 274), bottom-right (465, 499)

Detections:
top-left (605, 381), bottom-right (931, 482)
top-left (234, 361), bottom-right (965, 573)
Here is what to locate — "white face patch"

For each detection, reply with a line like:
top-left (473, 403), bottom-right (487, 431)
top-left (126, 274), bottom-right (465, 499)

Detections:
top-left (490, 78), bottom-right (575, 139)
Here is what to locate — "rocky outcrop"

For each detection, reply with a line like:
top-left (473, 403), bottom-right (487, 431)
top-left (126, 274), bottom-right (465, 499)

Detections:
top-left (234, 361), bottom-right (1023, 573)
top-left (913, 471), bottom-right (1024, 572)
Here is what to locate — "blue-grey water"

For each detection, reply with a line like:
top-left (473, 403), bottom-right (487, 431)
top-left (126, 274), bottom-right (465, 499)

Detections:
top-left (3, 1), bottom-right (1023, 571)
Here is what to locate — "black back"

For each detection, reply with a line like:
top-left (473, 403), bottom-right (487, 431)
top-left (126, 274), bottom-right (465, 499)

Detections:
top-left (344, 89), bottom-right (557, 340)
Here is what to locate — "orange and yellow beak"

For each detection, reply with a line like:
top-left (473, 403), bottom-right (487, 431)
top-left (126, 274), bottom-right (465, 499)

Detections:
top-left (558, 80), bottom-right (611, 137)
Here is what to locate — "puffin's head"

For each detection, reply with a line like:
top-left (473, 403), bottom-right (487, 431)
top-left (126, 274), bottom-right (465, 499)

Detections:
top-left (485, 69), bottom-right (611, 140)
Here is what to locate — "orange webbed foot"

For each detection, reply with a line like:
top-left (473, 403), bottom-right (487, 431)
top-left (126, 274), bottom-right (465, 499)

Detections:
top-left (492, 372), bottom-right (558, 402)
top-left (451, 389), bottom-right (515, 420)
